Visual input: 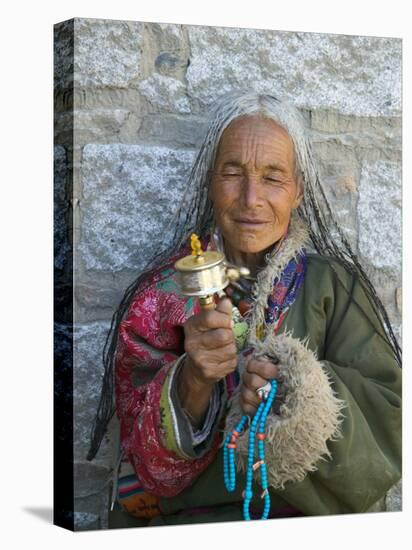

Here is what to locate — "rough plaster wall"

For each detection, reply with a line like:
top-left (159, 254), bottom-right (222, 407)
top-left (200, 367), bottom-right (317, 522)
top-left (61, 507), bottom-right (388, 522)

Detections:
top-left (54, 18), bottom-right (402, 529)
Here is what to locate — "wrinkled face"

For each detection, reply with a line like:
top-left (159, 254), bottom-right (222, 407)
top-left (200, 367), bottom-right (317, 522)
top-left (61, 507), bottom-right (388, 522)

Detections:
top-left (209, 115), bottom-right (303, 256)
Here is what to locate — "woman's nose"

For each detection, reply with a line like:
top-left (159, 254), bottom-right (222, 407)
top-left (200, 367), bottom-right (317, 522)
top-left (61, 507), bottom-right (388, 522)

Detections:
top-left (241, 175), bottom-right (263, 209)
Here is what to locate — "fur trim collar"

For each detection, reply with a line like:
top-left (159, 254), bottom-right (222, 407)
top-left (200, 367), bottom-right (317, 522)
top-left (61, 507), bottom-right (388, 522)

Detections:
top-left (246, 213), bottom-right (309, 346)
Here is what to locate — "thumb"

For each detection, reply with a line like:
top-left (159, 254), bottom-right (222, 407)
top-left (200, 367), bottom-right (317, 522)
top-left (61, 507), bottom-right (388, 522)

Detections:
top-left (215, 296), bottom-right (233, 317)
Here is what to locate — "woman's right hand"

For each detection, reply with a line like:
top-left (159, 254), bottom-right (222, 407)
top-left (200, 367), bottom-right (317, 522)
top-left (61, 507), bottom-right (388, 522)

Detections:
top-left (182, 297), bottom-right (237, 387)
top-left (177, 297), bottom-right (237, 428)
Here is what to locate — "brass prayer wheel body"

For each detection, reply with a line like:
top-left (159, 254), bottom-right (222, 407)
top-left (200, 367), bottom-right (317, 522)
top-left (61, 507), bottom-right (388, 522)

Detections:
top-left (174, 250), bottom-right (229, 297)
top-left (174, 234), bottom-right (250, 308)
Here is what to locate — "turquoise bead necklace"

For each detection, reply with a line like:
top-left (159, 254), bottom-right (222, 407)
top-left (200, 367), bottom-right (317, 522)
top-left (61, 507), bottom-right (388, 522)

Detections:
top-left (223, 379), bottom-right (278, 520)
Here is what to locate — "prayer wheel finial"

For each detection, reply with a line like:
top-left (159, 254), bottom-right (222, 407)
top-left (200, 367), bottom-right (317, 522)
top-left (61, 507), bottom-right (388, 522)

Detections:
top-left (190, 233), bottom-right (203, 256)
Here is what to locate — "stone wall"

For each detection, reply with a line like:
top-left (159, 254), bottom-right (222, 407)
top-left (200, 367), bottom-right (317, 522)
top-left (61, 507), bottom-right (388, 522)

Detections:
top-left (54, 18), bottom-right (402, 530)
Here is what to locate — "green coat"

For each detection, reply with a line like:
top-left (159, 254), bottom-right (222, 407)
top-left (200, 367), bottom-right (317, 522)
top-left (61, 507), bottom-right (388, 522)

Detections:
top-left (109, 253), bottom-right (401, 528)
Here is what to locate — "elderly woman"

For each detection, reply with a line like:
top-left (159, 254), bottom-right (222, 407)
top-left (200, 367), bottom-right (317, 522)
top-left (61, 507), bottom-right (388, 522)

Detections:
top-left (87, 92), bottom-right (401, 528)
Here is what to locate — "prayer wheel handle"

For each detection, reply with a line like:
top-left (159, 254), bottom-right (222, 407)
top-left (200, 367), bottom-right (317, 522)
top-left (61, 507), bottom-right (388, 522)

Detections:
top-left (199, 295), bottom-right (217, 311)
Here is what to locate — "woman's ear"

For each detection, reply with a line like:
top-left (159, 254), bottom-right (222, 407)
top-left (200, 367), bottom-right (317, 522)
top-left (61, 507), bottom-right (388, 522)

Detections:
top-left (292, 173), bottom-right (304, 209)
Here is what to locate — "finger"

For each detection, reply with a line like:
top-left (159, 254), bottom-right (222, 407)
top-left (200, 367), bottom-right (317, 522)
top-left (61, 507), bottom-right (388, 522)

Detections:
top-left (241, 353), bottom-right (254, 374)
top-left (192, 309), bottom-right (233, 332)
top-left (185, 339), bottom-right (237, 364)
top-left (247, 358), bottom-right (280, 380)
top-left (242, 370), bottom-right (269, 392)
top-left (193, 341), bottom-right (237, 365)
top-left (241, 385), bottom-right (262, 409)
top-left (240, 394), bottom-right (258, 417)
top-left (198, 331), bottom-right (236, 351)
top-left (215, 297), bottom-right (233, 317)
top-left (218, 356), bottom-right (238, 373)
top-left (202, 356), bottom-right (238, 380)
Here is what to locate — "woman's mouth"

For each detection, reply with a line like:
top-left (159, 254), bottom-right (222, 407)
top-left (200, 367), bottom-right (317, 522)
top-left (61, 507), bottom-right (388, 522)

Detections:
top-left (234, 217), bottom-right (269, 228)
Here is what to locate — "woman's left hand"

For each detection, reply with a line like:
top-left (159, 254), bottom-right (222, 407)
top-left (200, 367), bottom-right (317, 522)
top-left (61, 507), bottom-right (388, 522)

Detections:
top-left (240, 356), bottom-right (281, 416)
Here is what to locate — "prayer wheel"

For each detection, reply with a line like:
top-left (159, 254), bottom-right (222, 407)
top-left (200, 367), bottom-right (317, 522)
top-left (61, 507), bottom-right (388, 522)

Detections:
top-left (174, 234), bottom-right (250, 309)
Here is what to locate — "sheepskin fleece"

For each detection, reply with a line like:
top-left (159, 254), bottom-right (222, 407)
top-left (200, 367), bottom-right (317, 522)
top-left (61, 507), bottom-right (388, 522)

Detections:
top-left (221, 333), bottom-right (346, 489)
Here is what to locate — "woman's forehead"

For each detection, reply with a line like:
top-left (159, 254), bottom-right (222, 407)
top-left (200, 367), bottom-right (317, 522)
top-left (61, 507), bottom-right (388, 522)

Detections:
top-left (216, 115), bottom-right (295, 165)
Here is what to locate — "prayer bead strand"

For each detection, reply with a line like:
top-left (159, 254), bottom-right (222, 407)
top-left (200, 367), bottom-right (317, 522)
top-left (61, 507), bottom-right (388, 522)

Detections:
top-left (223, 379), bottom-right (278, 520)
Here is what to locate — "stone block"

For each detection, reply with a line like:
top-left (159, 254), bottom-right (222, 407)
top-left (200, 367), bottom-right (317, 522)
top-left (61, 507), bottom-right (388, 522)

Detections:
top-left (54, 146), bottom-right (71, 271)
top-left (311, 136), bottom-right (359, 166)
top-left (74, 511), bottom-right (100, 531)
top-left (392, 324), bottom-right (402, 348)
top-left (71, 87), bottom-right (142, 112)
top-left (73, 18), bottom-right (144, 88)
top-left (385, 480), bottom-right (402, 511)
top-left (54, 322), bottom-right (73, 439)
top-left (54, 20), bottom-right (74, 91)
top-left (73, 320), bottom-right (112, 463)
top-left (75, 283), bottom-right (128, 322)
top-left (138, 74), bottom-right (190, 113)
top-left (373, 283), bottom-right (401, 328)
top-left (395, 287), bottom-right (402, 314)
top-left (79, 143), bottom-right (196, 271)
top-left (74, 108), bottom-right (131, 132)
top-left (187, 27), bottom-right (401, 116)
top-left (147, 22), bottom-right (187, 52)
top-left (358, 160), bottom-right (401, 284)
top-left (74, 462), bottom-right (112, 530)
top-left (310, 110), bottom-right (401, 139)
top-left (74, 270), bottom-right (163, 323)
top-left (56, 108), bottom-right (134, 145)
top-left (155, 52), bottom-right (185, 75)
top-left (54, 145), bottom-right (67, 202)
top-left (311, 127), bottom-right (401, 162)
top-left (145, 23), bottom-right (190, 81)
top-left (139, 114), bottom-right (207, 147)
top-left (316, 161), bottom-right (360, 252)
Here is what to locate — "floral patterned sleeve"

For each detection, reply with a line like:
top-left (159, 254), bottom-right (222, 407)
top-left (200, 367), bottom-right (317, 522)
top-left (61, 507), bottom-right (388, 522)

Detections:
top-left (114, 258), bottom-right (225, 498)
